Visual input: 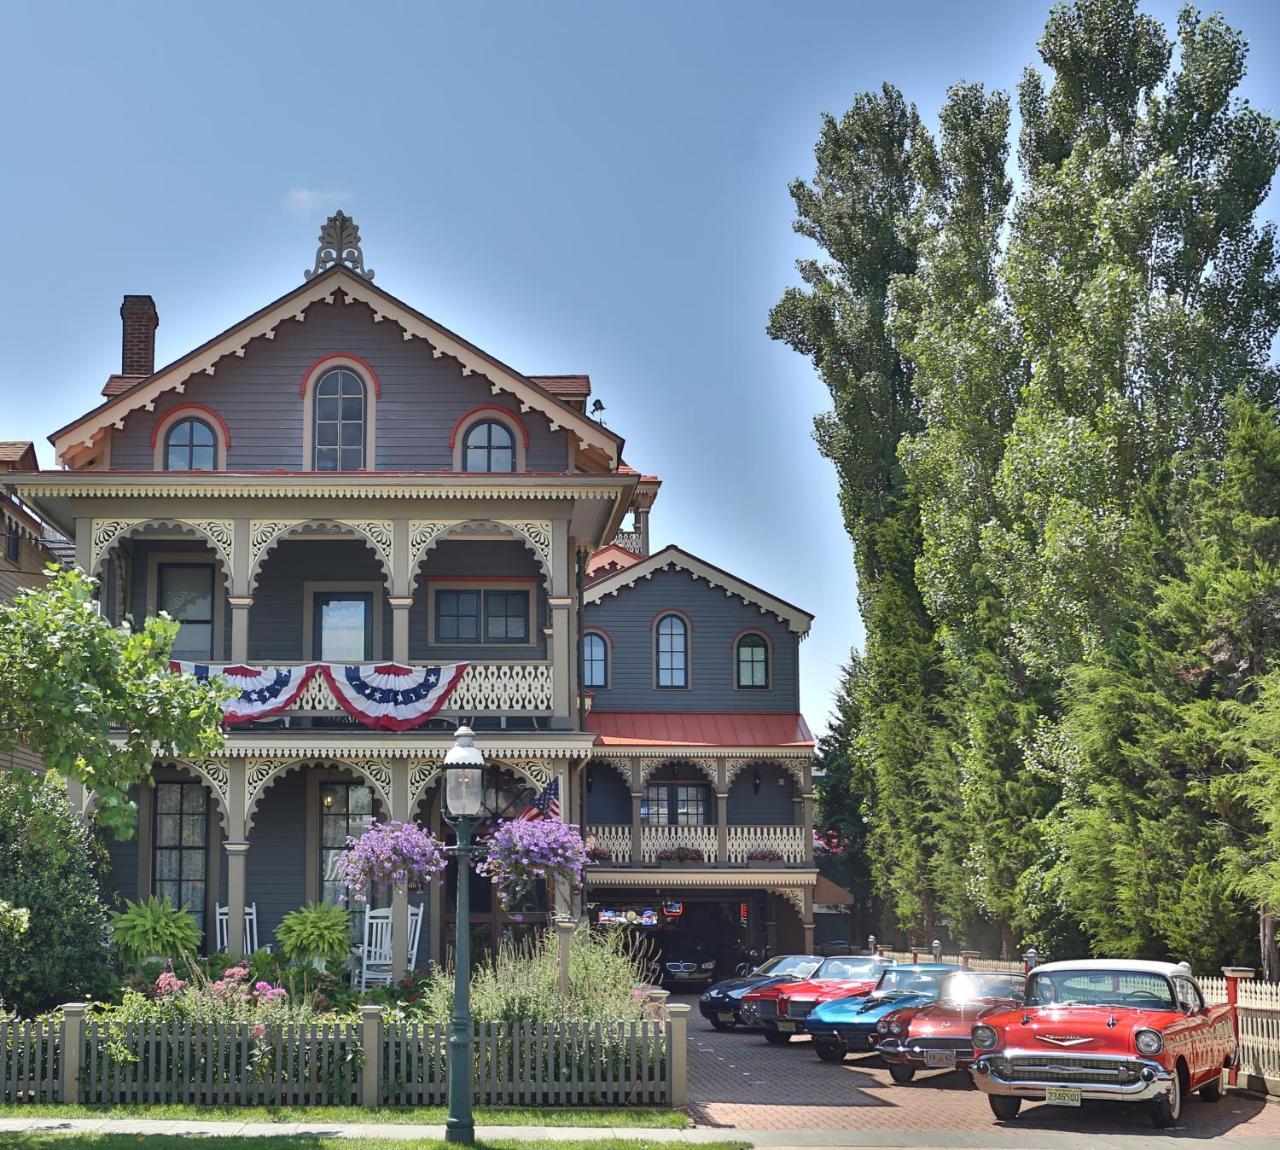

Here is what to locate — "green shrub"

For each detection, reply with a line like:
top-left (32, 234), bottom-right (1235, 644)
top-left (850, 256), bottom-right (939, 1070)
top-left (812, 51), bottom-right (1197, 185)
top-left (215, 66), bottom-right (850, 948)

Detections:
top-left (110, 896), bottom-right (201, 965)
top-left (0, 771), bottom-right (116, 1016)
top-left (276, 903), bottom-right (351, 968)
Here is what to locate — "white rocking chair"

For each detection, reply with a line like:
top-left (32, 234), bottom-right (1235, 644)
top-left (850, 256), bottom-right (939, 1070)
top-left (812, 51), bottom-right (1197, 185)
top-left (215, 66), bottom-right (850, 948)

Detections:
top-left (214, 902), bottom-right (261, 955)
top-left (356, 903), bottom-right (423, 990)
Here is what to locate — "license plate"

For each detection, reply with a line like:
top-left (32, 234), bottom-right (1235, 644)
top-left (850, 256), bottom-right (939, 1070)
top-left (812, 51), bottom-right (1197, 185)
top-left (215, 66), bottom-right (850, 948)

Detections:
top-left (717, 1012), bottom-right (734, 1022)
top-left (1046, 1086), bottom-right (1082, 1107)
top-left (924, 1050), bottom-right (956, 1069)
top-left (776, 1021), bottom-right (796, 1033)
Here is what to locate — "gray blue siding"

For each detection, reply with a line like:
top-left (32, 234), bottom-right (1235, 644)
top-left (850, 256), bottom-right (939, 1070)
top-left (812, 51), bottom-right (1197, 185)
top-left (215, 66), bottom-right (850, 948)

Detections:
top-left (725, 763), bottom-right (795, 824)
top-left (584, 568), bottom-right (800, 711)
top-left (246, 771), bottom-right (308, 946)
top-left (110, 297), bottom-right (570, 472)
top-left (583, 764), bottom-right (630, 824)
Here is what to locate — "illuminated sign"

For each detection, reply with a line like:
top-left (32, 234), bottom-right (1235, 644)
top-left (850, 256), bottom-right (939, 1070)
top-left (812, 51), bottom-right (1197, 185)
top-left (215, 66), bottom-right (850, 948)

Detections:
top-left (662, 901), bottom-right (684, 917)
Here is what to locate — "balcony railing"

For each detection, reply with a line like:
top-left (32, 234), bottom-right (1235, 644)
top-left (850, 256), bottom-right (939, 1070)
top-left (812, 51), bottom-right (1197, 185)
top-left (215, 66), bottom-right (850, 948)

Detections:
top-left (585, 824), bottom-right (808, 867)
top-left (610, 530), bottom-right (645, 555)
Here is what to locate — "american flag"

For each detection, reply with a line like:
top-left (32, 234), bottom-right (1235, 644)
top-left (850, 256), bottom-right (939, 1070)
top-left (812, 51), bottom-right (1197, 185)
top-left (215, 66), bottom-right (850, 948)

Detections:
top-left (517, 778), bottom-right (561, 821)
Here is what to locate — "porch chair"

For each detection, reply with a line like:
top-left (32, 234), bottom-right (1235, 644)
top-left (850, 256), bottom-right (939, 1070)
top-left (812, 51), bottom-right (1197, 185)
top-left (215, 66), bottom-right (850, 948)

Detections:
top-left (214, 902), bottom-right (262, 954)
top-left (356, 903), bottom-right (424, 990)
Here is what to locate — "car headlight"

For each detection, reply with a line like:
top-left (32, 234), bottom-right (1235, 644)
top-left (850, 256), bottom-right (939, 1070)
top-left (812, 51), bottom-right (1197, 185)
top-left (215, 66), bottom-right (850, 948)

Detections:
top-left (700, 961), bottom-right (715, 970)
top-left (876, 1018), bottom-right (890, 1033)
top-left (1135, 1029), bottom-right (1164, 1056)
top-left (971, 1024), bottom-right (998, 1051)
top-left (889, 1020), bottom-right (902, 1034)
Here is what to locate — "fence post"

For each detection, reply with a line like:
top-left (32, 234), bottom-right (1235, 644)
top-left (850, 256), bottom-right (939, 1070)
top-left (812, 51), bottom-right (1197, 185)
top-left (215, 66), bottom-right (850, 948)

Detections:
top-left (359, 1004), bottom-right (381, 1107)
top-left (60, 1003), bottom-right (85, 1104)
top-left (1222, 966), bottom-right (1255, 1088)
top-left (667, 1003), bottom-right (689, 1108)
top-left (960, 950), bottom-right (979, 970)
top-left (556, 916), bottom-right (575, 1003)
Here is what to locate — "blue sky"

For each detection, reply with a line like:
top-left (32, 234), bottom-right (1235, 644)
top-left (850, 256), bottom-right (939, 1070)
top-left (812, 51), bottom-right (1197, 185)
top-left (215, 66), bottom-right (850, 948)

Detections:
top-left (2, 1), bottom-right (1277, 733)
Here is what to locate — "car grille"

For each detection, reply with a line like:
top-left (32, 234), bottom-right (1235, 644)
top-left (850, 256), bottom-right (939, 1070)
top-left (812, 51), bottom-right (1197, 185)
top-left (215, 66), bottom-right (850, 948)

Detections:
top-left (908, 1037), bottom-right (972, 1052)
top-left (666, 962), bottom-right (697, 974)
top-left (783, 1000), bottom-right (816, 1019)
top-left (755, 1000), bottom-right (779, 1021)
top-left (995, 1056), bottom-right (1142, 1085)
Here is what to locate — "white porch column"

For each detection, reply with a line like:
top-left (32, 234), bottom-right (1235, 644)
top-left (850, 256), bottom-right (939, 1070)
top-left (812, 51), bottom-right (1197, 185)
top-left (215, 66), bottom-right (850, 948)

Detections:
top-left (802, 790), bottom-right (816, 866)
top-left (390, 760), bottom-right (412, 977)
top-left (630, 760), bottom-right (644, 866)
top-left (549, 520), bottom-right (573, 720)
top-left (716, 793), bottom-right (729, 866)
top-left (229, 598), bottom-right (253, 663)
top-left (390, 521), bottom-right (412, 665)
top-left (225, 842), bottom-right (250, 957)
top-left (390, 598), bottom-right (413, 664)
top-left (802, 887), bottom-right (815, 953)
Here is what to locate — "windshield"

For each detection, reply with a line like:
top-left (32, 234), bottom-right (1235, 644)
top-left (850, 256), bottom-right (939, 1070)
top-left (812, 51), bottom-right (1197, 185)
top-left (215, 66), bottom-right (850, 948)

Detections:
top-left (816, 957), bottom-right (882, 979)
top-left (1026, 969), bottom-right (1176, 1011)
top-left (940, 972), bottom-right (1025, 1003)
top-left (756, 955), bottom-right (822, 978)
top-left (874, 968), bottom-right (946, 995)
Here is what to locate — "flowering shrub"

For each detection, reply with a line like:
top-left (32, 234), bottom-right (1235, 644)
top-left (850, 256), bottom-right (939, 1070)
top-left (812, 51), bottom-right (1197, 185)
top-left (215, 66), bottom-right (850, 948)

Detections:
top-left (339, 820), bottom-right (446, 899)
top-left (475, 818), bottom-right (586, 907)
top-left (745, 847), bottom-right (784, 862)
top-left (585, 844), bottom-right (613, 863)
top-left (814, 829), bottom-right (849, 856)
top-left (656, 845), bottom-right (703, 862)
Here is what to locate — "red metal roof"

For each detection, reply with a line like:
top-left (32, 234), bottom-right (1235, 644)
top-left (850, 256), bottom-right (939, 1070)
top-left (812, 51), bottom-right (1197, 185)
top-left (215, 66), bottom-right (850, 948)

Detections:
top-left (586, 712), bottom-right (814, 748)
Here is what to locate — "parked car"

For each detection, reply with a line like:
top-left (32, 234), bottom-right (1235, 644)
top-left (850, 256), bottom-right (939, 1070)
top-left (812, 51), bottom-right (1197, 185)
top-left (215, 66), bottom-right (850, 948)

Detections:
top-left (874, 970), bottom-right (1026, 1082)
top-left (646, 935), bottom-right (719, 989)
top-left (804, 963), bottom-right (962, 1061)
top-left (740, 955), bottom-right (894, 1044)
top-left (698, 954), bottom-right (824, 1030)
top-left (969, 959), bottom-right (1237, 1128)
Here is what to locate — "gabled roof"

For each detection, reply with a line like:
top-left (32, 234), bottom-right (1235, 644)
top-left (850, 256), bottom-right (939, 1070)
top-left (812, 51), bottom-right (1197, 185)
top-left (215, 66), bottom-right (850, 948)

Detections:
top-left (585, 541), bottom-right (643, 582)
top-left (587, 711), bottom-right (814, 748)
top-left (583, 544), bottom-right (814, 636)
top-left (0, 442), bottom-right (38, 471)
top-left (52, 266), bottom-right (623, 467)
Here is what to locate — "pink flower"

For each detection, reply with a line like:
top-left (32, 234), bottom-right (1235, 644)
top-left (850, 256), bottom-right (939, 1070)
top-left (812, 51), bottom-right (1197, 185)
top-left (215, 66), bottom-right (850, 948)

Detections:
top-left (254, 980), bottom-right (272, 993)
top-left (154, 971), bottom-right (186, 997)
top-left (251, 1022), bottom-right (266, 1039)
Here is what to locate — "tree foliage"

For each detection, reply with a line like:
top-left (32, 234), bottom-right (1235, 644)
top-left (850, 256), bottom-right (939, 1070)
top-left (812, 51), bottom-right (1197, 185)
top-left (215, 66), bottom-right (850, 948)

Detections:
top-left (777, 0), bottom-right (1280, 966)
top-left (0, 566), bottom-right (231, 834)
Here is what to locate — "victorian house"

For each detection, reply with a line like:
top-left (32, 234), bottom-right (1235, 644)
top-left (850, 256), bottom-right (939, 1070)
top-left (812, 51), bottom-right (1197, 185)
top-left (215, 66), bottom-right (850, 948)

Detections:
top-left (7, 215), bottom-right (817, 974)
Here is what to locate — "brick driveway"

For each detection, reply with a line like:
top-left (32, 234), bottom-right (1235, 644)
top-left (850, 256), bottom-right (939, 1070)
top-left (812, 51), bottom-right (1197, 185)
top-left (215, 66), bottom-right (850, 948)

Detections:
top-left (678, 997), bottom-right (1280, 1142)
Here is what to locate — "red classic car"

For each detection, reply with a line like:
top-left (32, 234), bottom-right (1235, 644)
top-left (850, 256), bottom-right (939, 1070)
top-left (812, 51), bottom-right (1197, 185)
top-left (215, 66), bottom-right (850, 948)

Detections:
top-left (739, 955), bottom-right (892, 1044)
top-left (969, 959), bottom-right (1237, 1128)
top-left (875, 970), bottom-right (1026, 1082)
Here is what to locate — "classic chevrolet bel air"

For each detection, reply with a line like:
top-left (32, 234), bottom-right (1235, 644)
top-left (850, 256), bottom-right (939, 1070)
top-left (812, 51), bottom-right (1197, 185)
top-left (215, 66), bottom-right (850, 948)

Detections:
top-left (969, 959), bottom-right (1237, 1128)
top-left (874, 970), bottom-right (1026, 1082)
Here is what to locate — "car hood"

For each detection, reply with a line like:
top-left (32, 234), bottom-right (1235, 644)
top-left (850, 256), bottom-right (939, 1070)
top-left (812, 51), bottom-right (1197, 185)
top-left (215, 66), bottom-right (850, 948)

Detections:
top-left (704, 974), bottom-right (793, 999)
top-left (746, 976), bottom-right (866, 1002)
top-left (810, 990), bottom-right (936, 1024)
top-left (779, 979), bottom-right (878, 1004)
top-left (899, 998), bottom-right (1020, 1038)
top-left (979, 1005), bottom-right (1185, 1053)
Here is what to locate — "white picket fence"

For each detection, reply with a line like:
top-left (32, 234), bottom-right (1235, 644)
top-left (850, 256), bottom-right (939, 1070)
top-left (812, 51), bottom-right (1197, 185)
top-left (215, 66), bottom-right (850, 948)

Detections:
top-left (0, 1013), bottom-right (674, 1107)
top-left (879, 948), bottom-right (1026, 973)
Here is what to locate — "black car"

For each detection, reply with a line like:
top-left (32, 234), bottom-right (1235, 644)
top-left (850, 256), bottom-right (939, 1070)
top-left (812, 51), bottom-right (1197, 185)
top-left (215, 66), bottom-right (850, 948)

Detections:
top-left (698, 954), bottom-right (824, 1030)
top-left (645, 934), bottom-right (719, 989)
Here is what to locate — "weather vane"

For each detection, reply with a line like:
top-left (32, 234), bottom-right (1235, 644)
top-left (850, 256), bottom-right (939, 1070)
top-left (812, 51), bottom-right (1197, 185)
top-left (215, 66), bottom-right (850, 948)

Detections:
top-left (305, 210), bottom-right (374, 281)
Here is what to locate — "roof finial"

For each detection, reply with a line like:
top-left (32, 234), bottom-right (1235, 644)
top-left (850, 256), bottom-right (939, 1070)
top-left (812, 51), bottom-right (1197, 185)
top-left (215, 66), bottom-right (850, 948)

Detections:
top-left (305, 210), bottom-right (374, 281)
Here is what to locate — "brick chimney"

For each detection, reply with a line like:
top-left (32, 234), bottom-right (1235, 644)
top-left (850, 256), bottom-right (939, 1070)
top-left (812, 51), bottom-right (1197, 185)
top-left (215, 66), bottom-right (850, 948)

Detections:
top-left (120, 295), bottom-right (159, 376)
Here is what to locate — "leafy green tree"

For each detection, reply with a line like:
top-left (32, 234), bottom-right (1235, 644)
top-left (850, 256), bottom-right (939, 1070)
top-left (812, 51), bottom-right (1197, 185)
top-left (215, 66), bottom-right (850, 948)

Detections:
top-left (0, 771), bottom-right (117, 1015)
top-left (0, 566), bottom-right (230, 834)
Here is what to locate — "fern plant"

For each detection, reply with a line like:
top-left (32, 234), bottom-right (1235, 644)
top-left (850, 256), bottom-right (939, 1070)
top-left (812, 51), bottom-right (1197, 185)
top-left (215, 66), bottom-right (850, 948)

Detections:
top-left (110, 896), bottom-right (200, 965)
top-left (276, 902), bottom-right (351, 969)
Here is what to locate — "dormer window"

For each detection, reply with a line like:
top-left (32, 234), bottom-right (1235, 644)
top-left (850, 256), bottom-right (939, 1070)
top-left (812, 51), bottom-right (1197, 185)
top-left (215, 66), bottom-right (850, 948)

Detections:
top-left (463, 420), bottom-right (516, 473)
top-left (164, 418), bottom-right (217, 471)
top-left (314, 368), bottom-right (366, 471)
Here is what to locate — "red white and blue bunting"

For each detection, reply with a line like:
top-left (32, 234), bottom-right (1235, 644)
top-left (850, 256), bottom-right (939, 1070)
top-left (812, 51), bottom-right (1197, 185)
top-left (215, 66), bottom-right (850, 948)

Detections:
top-left (318, 662), bottom-right (470, 731)
top-left (170, 660), bottom-right (468, 730)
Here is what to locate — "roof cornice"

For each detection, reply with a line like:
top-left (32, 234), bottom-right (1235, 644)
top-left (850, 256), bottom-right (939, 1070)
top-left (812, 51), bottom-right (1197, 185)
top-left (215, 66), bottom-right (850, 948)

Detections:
top-left (584, 544), bottom-right (814, 636)
top-left (51, 267), bottom-right (623, 466)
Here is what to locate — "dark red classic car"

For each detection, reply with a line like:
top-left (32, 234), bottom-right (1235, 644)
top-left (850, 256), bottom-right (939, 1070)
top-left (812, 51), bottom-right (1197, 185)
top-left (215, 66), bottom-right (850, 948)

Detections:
top-left (875, 970), bottom-right (1026, 1082)
top-left (738, 955), bottom-right (891, 1043)
top-left (969, 960), bottom-right (1237, 1128)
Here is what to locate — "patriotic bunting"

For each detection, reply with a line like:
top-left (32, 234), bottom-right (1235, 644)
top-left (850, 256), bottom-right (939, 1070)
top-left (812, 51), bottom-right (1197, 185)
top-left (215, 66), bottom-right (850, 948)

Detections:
top-left (170, 660), bottom-right (468, 730)
top-left (170, 661), bottom-right (319, 724)
top-left (318, 662), bottom-right (470, 731)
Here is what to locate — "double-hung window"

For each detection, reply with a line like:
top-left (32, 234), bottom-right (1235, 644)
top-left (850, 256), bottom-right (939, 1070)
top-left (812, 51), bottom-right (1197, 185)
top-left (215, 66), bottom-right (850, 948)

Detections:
top-left (320, 782), bottom-right (374, 908)
top-left (582, 632), bottom-right (608, 688)
top-left (153, 780), bottom-right (208, 933)
top-left (158, 564), bottom-right (215, 661)
top-left (655, 614), bottom-right (688, 688)
top-left (434, 587), bottom-right (531, 646)
top-left (641, 783), bottom-right (710, 826)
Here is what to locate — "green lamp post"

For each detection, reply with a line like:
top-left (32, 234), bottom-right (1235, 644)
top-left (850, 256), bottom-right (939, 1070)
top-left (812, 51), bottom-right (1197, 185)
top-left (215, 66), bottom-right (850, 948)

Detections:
top-left (443, 725), bottom-right (486, 1146)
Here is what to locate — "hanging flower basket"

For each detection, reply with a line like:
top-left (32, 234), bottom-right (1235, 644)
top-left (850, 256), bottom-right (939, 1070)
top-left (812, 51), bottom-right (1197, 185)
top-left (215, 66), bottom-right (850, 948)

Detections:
top-left (475, 818), bottom-right (587, 907)
top-left (339, 820), bottom-right (447, 899)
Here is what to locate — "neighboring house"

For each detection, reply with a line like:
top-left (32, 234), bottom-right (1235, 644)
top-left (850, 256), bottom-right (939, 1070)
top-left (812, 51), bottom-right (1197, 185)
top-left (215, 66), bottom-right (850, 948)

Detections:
top-left (6, 213), bottom-right (817, 971)
top-left (0, 441), bottom-right (65, 772)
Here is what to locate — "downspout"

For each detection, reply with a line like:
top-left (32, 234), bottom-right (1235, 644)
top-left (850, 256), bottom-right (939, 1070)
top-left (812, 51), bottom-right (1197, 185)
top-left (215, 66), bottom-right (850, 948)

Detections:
top-left (576, 547), bottom-right (587, 731)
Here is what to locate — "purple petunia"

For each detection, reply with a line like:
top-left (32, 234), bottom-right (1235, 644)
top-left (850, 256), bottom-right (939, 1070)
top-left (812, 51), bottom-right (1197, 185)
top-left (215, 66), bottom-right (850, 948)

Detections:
top-left (339, 821), bottom-right (447, 901)
top-left (475, 818), bottom-right (587, 907)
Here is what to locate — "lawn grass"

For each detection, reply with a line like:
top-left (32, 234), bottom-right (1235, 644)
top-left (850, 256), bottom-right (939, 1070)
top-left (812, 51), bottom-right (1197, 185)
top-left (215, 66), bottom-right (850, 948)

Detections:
top-left (0, 1139), bottom-right (742, 1150)
top-left (0, 1103), bottom-right (690, 1129)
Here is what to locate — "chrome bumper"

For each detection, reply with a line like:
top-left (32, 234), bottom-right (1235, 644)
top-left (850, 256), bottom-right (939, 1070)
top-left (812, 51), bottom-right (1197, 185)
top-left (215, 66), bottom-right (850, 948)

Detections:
top-left (877, 1038), bottom-right (973, 1066)
top-left (970, 1051), bottom-right (1175, 1103)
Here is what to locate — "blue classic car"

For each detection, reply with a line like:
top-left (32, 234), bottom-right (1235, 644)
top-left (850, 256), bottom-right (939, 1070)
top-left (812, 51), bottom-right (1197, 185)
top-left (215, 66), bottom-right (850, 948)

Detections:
top-left (698, 954), bottom-right (823, 1029)
top-left (804, 963), bottom-right (962, 1062)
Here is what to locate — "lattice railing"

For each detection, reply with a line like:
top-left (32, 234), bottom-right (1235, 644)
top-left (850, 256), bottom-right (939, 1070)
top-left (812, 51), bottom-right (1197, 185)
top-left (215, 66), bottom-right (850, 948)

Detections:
top-left (640, 825), bottom-right (717, 864)
top-left (279, 662), bottom-right (554, 718)
top-left (611, 530), bottom-right (645, 555)
top-left (726, 824), bottom-right (806, 864)
top-left (585, 825), bottom-right (633, 863)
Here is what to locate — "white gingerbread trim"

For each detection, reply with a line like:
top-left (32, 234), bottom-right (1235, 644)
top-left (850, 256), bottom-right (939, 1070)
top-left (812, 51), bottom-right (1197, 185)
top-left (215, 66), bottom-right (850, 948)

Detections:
top-left (90, 517), bottom-right (235, 586)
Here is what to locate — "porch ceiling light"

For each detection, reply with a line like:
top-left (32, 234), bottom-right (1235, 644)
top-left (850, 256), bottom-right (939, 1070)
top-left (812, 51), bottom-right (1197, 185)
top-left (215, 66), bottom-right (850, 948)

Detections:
top-left (444, 725), bottom-right (485, 818)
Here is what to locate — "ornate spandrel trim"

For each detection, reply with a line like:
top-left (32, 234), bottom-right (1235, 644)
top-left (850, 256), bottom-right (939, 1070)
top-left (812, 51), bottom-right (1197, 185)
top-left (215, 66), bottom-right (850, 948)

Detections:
top-left (409, 760), bottom-right (441, 814)
top-left (586, 758), bottom-right (632, 787)
top-left (342, 758), bottom-right (394, 813)
top-left (772, 888), bottom-right (807, 918)
top-left (346, 520), bottom-right (394, 578)
top-left (248, 521), bottom-right (300, 579)
top-left (499, 521), bottom-right (552, 582)
top-left (305, 211), bottom-right (374, 281)
top-left (184, 519), bottom-right (234, 577)
top-left (639, 756), bottom-right (719, 787)
top-left (408, 521), bottom-right (454, 587)
top-left (500, 758), bottom-right (555, 788)
top-left (90, 519), bottom-right (143, 573)
top-left (247, 519), bottom-right (395, 590)
top-left (244, 758), bottom-right (300, 832)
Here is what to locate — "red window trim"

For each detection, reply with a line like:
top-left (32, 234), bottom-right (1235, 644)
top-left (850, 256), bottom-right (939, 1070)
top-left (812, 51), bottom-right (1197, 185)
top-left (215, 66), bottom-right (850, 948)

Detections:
top-left (449, 405), bottom-right (532, 451)
top-left (297, 353), bottom-right (382, 398)
top-left (149, 403), bottom-right (233, 450)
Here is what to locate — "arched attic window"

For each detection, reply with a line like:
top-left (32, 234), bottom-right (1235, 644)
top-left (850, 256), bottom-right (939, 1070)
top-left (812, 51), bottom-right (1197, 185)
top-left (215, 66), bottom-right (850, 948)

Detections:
top-left (655, 613), bottom-right (689, 689)
top-left (164, 418), bottom-right (217, 471)
top-left (736, 633), bottom-right (770, 689)
top-left (450, 407), bottom-right (528, 472)
top-left (582, 631), bottom-right (609, 688)
top-left (313, 368), bottom-right (367, 471)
